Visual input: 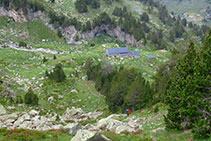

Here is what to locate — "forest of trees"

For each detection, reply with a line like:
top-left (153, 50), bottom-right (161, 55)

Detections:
top-left (84, 32), bottom-right (211, 138)
top-left (152, 32), bottom-right (211, 138)
top-left (85, 58), bottom-right (153, 112)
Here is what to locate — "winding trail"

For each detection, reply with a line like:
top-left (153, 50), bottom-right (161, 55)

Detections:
top-left (78, 82), bottom-right (101, 97)
top-left (0, 44), bottom-right (69, 54)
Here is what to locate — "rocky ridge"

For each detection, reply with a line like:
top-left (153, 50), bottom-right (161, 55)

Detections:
top-left (0, 7), bottom-right (142, 47)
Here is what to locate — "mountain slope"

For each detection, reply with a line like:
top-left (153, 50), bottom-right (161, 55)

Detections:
top-left (155, 0), bottom-right (211, 26)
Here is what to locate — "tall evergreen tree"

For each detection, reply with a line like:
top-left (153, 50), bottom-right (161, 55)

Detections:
top-left (164, 32), bottom-right (211, 138)
top-left (24, 88), bottom-right (39, 105)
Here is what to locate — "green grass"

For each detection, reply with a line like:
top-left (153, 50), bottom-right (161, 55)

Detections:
top-left (125, 103), bottom-right (211, 141)
top-left (0, 128), bottom-right (73, 141)
top-left (0, 17), bottom-right (62, 44)
top-left (0, 34), bottom-right (170, 116)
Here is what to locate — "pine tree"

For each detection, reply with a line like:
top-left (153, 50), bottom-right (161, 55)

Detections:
top-left (43, 57), bottom-right (48, 63)
top-left (24, 88), bottom-right (39, 105)
top-left (106, 82), bottom-right (127, 112)
top-left (52, 64), bottom-right (66, 82)
top-left (124, 80), bottom-right (142, 111)
top-left (164, 33), bottom-right (211, 139)
top-left (53, 55), bottom-right (57, 60)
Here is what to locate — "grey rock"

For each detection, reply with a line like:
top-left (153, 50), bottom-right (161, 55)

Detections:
top-left (0, 104), bottom-right (6, 115)
top-left (87, 132), bottom-right (111, 141)
top-left (71, 129), bottom-right (96, 141)
top-left (0, 113), bottom-right (18, 122)
top-left (63, 123), bottom-right (81, 135)
top-left (29, 110), bottom-right (39, 116)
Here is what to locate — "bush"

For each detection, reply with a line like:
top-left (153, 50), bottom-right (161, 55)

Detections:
top-left (48, 63), bottom-right (66, 82)
top-left (192, 119), bottom-right (211, 139)
top-left (15, 96), bottom-right (23, 104)
top-left (24, 88), bottom-right (39, 105)
top-left (43, 57), bottom-right (48, 63)
top-left (19, 41), bottom-right (27, 47)
top-left (90, 43), bottom-right (95, 47)
top-left (57, 30), bottom-right (63, 38)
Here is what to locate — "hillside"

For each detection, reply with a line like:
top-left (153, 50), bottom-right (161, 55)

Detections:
top-left (155, 0), bottom-right (211, 26)
top-left (0, 0), bottom-right (210, 140)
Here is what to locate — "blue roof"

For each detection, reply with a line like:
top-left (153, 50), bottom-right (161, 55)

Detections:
top-left (108, 47), bottom-right (128, 54)
top-left (147, 56), bottom-right (156, 59)
top-left (106, 47), bottom-right (140, 57)
top-left (129, 50), bottom-right (140, 56)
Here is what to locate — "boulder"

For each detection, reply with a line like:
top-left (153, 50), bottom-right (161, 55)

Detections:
top-left (84, 111), bottom-right (103, 120)
top-left (62, 107), bottom-right (85, 121)
top-left (71, 129), bottom-right (111, 141)
top-left (0, 113), bottom-right (18, 122)
top-left (97, 117), bottom-right (122, 131)
top-left (18, 121), bottom-right (33, 129)
top-left (29, 110), bottom-right (39, 116)
top-left (84, 123), bottom-right (98, 131)
top-left (87, 132), bottom-right (111, 141)
top-left (63, 123), bottom-right (82, 135)
top-left (72, 130), bottom-right (110, 141)
top-left (128, 121), bottom-right (139, 129)
top-left (0, 104), bottom-right (6, 115)
top-left (106, 114), bottom-right (126, 120)
top-left (115, 124), bottom-right (135, 134)
top-left (71, 129), bottom-right (96, 141)
top-left (13, 113), bottom-right (31, 128)
top-left (51, 124), bottom-right (63, 129)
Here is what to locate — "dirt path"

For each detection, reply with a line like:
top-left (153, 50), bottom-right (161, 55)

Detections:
top-left (78, 82), bottom-right (101, 97)
top-left (140, 115), bottom-right (162, 124)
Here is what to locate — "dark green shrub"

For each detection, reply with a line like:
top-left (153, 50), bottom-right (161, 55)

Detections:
top-left (57, 30), bottom-right (63, 38)
top-left (15, 95), bottom-right (23, 104)
top-left (19, 41), bottom-right (27, 47)
top-left (43, 57), bottom-right (48, 63)
top-left (192, 119), bottom-right (211, 139)
top-left (24, 88), bottom-right (39, 105)
top-left (48, 64), bottom-right (66, 82)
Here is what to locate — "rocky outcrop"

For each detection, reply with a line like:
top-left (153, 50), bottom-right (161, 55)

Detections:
top-left (0, 7), bottom-right (45, 23)
top-left (96, 114), bottom-right (137, 134)
top-left (0, 6), bottom-right (142, 46)
top-left (81, 25), bottom-right (143, 47)
top-left (61, 107), bottom-right (103, 122)
top-left (68, 25), bottom-right (143, 47)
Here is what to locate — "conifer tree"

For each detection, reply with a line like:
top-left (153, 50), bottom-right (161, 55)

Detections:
top-left (52, 64), bottom-right (66, 82)
top-left (24, 88), bottom-right (39, 105)
top-left (164, 33), bottom-right (211, 138)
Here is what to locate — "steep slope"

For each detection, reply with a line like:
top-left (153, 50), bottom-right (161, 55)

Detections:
top-left (1, 0), bottom-right (209, 50)
top-left (155, 0), bottom-right (211, 26)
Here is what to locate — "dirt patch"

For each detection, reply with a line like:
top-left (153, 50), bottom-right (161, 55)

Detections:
top-left (78, 82), bottom-right (101, 97)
